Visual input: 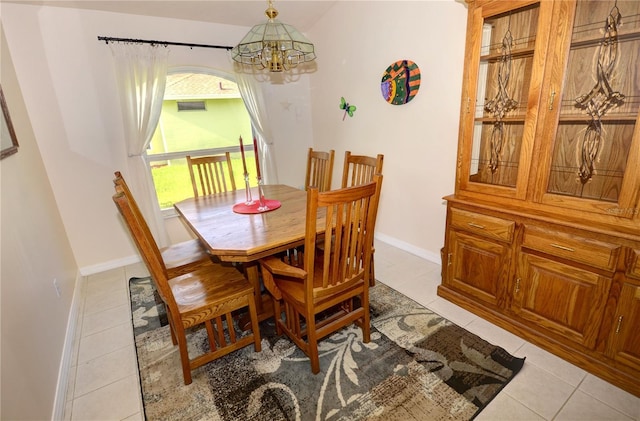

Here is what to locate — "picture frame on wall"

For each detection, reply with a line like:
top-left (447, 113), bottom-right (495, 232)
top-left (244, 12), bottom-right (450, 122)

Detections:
top-left (1, 85), bottom-right (19, 159)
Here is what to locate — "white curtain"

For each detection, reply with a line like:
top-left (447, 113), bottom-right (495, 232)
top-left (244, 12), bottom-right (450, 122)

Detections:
top-left (234, 72), bottom-right (279, 184)
top-left (110, 43), bottom-right (170, 247)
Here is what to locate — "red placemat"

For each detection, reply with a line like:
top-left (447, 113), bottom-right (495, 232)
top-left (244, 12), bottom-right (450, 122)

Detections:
top-left (232, 199), bottom-right (282, 214)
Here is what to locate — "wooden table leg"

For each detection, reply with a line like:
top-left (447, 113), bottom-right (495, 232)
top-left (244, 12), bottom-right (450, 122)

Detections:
top-left (239, 262), bottom-right (275, 330)
top-left (244, 263), bottom-right (263, 314)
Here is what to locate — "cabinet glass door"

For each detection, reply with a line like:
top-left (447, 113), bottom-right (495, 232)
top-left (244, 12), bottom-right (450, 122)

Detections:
top-left (468, 3), bottom-right (541, 192)
top-left (546, 0), bottom-right (640, 211)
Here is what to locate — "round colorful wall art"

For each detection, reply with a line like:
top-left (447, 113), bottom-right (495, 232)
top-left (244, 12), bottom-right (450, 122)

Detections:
top-left (380, 60), bottom-right (421, 105)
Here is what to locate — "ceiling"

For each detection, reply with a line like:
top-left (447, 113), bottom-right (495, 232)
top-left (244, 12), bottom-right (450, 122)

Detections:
top-left (4, 0), bottom-right (337, 31)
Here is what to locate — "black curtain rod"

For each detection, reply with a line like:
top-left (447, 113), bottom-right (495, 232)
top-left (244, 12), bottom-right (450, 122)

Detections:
top-left (97, 36), bottom-right (232, 51)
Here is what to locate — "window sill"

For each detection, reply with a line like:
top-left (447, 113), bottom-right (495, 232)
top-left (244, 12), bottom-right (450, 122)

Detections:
top-left (161, 208), bottom-right (179, 219)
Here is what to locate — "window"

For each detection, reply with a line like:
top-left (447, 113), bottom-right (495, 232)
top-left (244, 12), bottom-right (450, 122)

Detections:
top-left (177, 101), bottom-right (206, 111)
top-left (146, 71), bottom-right (255, 210)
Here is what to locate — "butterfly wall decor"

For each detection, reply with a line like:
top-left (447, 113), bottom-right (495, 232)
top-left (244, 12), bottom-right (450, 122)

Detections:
top-left (339, 97), bottom-right (356, 120)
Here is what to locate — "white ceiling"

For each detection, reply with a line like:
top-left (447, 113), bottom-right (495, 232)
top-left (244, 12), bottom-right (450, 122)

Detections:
top-left (4, 0), bottom-right (337, 31)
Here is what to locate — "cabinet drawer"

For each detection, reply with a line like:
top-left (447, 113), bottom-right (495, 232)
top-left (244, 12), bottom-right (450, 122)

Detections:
top-left (522, 225), bottom-right (621, 271)
top-left (450, 208), bottom-right (515, 242)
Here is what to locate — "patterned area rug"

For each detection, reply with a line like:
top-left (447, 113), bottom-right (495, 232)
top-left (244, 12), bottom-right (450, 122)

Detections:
top-left (129, 277), bottom-right (524, 421)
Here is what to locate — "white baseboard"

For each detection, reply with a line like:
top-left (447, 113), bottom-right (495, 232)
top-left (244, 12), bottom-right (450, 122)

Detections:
top-left (79, 255), bottom-right (141, 276)
top-left (51, 271), bottom-right (83, 421)
top-left (375, 232), bottom-right (442, 265)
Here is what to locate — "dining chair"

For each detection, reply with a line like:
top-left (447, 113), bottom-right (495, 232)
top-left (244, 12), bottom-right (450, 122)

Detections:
top-left (113, 186), bottom-right (261, 385)
top-left (341, 151), bottom-right (384, 286)
top-left (341, 151), bottom-right (384, 189)
top-left (305, 148), bottom-right (335, 192)
top-left (187, 152), bottom-right (236, 197)
top-left (113, 171), bottom-right (212, 278)
top-left (259, 174), bottom-right (383, 374)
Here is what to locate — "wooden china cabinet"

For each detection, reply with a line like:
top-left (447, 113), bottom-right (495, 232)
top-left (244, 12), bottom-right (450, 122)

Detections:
top-left (438, 0), bottom-right (640, 396)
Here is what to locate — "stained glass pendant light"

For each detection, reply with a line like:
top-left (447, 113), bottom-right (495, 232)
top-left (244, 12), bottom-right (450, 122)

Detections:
top-left (231, 0), bottom-right (316, 72)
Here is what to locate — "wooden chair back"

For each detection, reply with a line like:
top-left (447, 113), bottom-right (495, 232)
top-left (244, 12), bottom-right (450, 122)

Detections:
top-left (113, 185), bottom-right (173, 306)
top-left (187, 153), bottom-right (236, 197)
top-left (341, 151), bottom-right (384, 188)
top-left (113, 171), bottom-right (157, 262)
top-left (340, 152), bottom-right (384, 286)
top-left (305, 174), bottom-right (383, 294)
top-left (113, 171), bottom-right (131, 199)
top-left (305, 148), bottom-right (335, 192)
top-left (113, 171), bottom-right (154, 248)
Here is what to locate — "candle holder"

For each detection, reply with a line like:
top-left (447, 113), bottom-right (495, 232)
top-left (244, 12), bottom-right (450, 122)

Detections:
top-left (232, 176), bottom-right (281, 214)
top-left (257, 176), bottom-right (269, 212)
top-left (243, 173), bottom-right (254, 205)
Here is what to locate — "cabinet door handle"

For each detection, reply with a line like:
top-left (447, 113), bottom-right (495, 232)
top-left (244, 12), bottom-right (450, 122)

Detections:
top-left (515, 278), bottom-right (521, 293)
top-left (468, 222), bottom-right (485, 229)
top-left (466, 97), bottom-right (471, 114)
top-left (548, 90), bottom-right (556, 110)
top-left (447, 253), bottom-right (452, 266)
top-left (615, 316), bottom-right (623, 334)
top-left (550, 243), bottom-right (575, 252)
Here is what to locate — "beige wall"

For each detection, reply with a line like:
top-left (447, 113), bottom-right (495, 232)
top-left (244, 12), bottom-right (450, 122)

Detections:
top-left (308, 1), bottom-right (467, 261)
top-left (1, 23), bottom-right (78, 420)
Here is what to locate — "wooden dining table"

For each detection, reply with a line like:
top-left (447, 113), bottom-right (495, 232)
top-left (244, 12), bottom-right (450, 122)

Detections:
top-left (173, 184), bottom-right (325, 321)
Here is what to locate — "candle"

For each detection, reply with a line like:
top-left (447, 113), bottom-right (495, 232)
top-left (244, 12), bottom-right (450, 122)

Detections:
top-left (239, 136), bottom-right (248, 175)
top-left (253, 137), bottom-right (262, 179)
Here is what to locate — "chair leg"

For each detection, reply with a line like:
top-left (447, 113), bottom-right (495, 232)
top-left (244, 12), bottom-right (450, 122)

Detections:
top-left (205, 319), bottom-right (218, 351)
top-left (369, 254), bottom-right (376, 287)
top-left (174, 322), bottom-right (193, 385)
top-left (291, 304), bottom-right (300, 336)
top-left (167, 310), bottom-right (178, 346)
top-left (225, 313), bottom-right (237, 344)
top-left (273, 297), bottom-right (283, 335)
top-left (361, 291), bottom-right (371, 343)
top-left (248, 295), bottom-right (262, 352)
top-left (306, 312), bottom-right (320, 374)
top-left (215, 317), bottom-right (227, 347)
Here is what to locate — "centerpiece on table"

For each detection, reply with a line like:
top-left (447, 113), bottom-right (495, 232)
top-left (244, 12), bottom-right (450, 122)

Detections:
top-left (233, 136), bottom-right (281, 214)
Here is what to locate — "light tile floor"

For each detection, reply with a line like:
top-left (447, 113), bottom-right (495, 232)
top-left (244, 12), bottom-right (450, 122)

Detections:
top-left (64, 241), bottom-right (640, 421)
